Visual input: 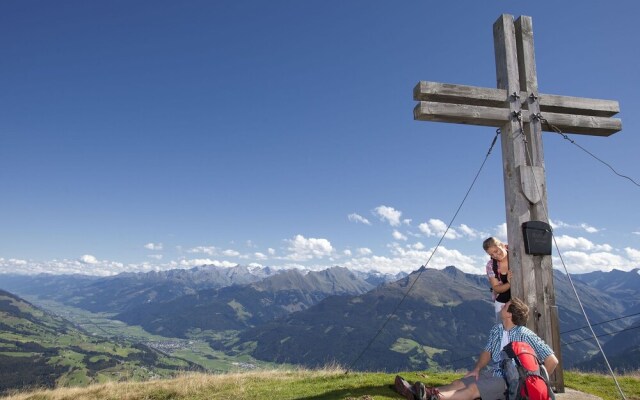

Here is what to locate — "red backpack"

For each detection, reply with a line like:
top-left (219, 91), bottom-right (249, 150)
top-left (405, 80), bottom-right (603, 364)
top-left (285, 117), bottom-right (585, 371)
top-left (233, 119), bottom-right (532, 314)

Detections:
top-left (500, 341), bottom-right (555, 400)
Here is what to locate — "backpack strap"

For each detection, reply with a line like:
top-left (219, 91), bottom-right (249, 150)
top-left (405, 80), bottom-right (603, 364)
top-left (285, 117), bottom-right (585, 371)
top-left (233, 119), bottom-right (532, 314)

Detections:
top-left (492, 258), bottom-right (499, 278)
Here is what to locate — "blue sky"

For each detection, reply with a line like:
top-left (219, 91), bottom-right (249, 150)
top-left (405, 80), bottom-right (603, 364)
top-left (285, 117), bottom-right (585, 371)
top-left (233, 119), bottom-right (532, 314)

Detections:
top-left (1, 1), bottom-right (638, 276)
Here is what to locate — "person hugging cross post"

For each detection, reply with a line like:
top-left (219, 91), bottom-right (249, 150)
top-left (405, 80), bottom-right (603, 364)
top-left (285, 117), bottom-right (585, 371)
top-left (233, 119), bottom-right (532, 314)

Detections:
top-left (483, 237), bottom-right (512, 323)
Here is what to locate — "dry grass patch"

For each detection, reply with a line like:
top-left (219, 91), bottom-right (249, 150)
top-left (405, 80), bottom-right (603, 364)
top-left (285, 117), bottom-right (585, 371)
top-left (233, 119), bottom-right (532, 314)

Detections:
top-left (0, 367), bottom-right (356, 400)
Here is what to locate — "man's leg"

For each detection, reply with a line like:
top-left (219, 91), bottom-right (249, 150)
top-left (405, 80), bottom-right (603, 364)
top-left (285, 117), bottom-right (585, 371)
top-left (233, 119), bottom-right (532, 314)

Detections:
top-left (432, 377), bottom-right (481, 400)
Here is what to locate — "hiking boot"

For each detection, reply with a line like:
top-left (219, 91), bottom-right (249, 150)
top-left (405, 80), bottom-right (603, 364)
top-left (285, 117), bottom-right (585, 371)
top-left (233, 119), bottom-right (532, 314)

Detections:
top-left (394, 375), bottom-right (417, 400)
top-left (413, 381), bottom-right (441, 400)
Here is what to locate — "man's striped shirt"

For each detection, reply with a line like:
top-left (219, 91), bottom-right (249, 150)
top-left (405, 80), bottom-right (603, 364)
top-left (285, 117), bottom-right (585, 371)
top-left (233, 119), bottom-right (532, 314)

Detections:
top-left (483, 324), bottom-right (554, 377)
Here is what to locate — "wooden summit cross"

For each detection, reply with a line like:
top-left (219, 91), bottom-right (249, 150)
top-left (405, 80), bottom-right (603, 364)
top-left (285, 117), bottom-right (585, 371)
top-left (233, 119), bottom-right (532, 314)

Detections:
top-left (414, 15), bottom-right (621, 391)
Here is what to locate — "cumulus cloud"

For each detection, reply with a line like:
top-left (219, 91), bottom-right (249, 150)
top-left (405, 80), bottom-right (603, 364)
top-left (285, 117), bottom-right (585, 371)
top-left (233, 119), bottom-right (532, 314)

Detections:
top-left (268, 248), bottom-right (276, 255)
top-left (179, 258), bottom-right (238, 268)
top-left (187, 246), bottom-right (217, 255)
top-left (495, 223), bottom-right (508, 241)
top-left (343, 249), bottom-right (352, 256)
top-left (580, 224), bottom-right (599, 233)
top-left (374, 205), bottom-right (402, 226)
top-left (458, 224), bottom-right (490, 240)
top-left (625, 247), bottom-right (640, 262)
top-left (254, 252), bottom-right (268, 260)
top-left (357, 247), bottom-right (372, 256)
top-left (341, 244), bottom-right (479, 275)
top-left (555, 251), bottom-right (629, 273)
top-left (144, 242), bottom-right (163, 251)
top-left (392, 230), bottom-right (408, 241)
top-left (222, 249), bottom-right (240, 257)
top-left (0, 257), bottom-right (130, 276)
top-left (418, 219), bottom-right (459, 239)
top-left (79, 254), bottom-right (98, 264)
top-left (554, 235), bottom-right (612, 252)
top-left (550, 220), bottom-right (600, 234)
top-left (348, 213), bottom-right (371, 225)
top-left (285, 234), bottom-right (334, 261)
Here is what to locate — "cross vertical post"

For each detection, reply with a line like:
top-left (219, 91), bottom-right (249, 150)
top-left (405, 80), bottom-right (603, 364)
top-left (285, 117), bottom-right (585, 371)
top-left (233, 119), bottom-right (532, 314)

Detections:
top-left (413, 14), bottom-right (622, 394)
top-left (494, 14), bottom-right (563, 391)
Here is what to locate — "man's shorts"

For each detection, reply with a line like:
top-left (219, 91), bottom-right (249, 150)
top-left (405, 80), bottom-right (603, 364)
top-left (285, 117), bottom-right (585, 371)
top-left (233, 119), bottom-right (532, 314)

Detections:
top-left (461, 372), bottom-right (506, 400)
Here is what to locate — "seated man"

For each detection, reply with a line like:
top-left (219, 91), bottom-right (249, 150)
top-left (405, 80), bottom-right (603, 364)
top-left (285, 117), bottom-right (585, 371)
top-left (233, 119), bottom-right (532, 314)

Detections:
top-left (395, 297), bottom-right (558, 400)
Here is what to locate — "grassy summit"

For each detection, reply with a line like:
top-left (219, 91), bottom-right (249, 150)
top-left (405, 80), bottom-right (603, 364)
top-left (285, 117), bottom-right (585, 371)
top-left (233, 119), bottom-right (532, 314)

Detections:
top-left (1, 368), bottom-right (638, 400)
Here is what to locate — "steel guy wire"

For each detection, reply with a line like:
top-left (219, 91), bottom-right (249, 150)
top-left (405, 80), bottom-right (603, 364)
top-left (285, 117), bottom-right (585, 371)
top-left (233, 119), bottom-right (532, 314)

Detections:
top-left (537, 114), bottom-right (640, 188)
top-left (345, 129), bottom-right (501, 374)
top-left (522, 110), bottom-right (627, 400)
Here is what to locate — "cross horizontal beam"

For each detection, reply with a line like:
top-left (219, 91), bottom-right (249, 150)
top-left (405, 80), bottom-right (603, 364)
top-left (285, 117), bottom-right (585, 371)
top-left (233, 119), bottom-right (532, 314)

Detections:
top-left (414, 81), bottom-right (620, 117)
top-left (413, 81), bottom-right (622, 136)
top-left (414, 101), bottom-right (621, 136)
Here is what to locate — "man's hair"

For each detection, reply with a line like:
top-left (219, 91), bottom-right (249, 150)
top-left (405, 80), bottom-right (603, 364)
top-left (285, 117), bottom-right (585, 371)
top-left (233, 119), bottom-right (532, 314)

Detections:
top-left (508, 297), bottom-right (530, 326)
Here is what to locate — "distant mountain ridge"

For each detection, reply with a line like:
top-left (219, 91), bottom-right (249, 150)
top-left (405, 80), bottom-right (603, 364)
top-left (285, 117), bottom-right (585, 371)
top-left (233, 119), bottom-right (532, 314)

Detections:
top-left (0, 264), bottom-right (637, 374)
top-left (114, 266), bottom-right (379, 337)
top-left (0, 264), bottom-right (402, 314)
top-left (237, 266), bottom-right (640, 371)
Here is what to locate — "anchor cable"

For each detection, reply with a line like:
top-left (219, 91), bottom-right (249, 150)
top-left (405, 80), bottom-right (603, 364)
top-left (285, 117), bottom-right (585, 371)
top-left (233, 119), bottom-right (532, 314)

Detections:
top-left (345, 129), bottom-right (501, 373)
top-left (537, 115), bottom-right (639, 188)
top-left (522, 109), bottom-right (628, 400)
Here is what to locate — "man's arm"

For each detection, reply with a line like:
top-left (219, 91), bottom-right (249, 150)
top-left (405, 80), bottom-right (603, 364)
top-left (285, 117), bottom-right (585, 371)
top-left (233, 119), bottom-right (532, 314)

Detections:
top-left (543, 353), bottom-right (559, 375)
top-left (465, 350), bottom-right (491, 380)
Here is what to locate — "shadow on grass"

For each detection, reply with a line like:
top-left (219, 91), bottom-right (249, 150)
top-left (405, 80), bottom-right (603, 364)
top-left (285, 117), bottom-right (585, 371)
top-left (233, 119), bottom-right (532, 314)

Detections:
top-left (294, 383), bottom-right (399, 400)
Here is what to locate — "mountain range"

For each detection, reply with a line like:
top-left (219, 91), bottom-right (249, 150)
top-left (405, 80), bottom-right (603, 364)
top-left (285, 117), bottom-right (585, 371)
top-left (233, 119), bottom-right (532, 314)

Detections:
top-left (0, 264), bottom-right (638, 391)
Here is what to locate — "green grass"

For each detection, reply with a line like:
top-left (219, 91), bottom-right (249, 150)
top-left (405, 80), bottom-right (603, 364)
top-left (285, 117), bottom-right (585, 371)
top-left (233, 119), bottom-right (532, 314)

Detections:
top-left (2, 368), bottom-right (638, 400)
top-left (565, 370), bottom-right (640, 400)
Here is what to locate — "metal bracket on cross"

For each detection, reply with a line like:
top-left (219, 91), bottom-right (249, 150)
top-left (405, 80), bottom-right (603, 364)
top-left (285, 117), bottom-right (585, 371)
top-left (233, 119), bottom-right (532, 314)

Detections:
top-left (413, 81), bottom-right (621, 136)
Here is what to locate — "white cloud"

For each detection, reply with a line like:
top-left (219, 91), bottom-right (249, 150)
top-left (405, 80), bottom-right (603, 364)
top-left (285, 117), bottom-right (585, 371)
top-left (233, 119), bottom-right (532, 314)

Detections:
top-left (550, 220), bottom-right (600, 234)
top-left (458, 224), bottom-right (478, 238)
top-left (285, 234), bottom-right (334, 261)
top-left (222, 249), bottom-right (240, 257)
top-left (554, 235), bottom-right (595, 251)
top-left (555, 251), bottom-right (629, 273)
top-left (267, 248), bottom-right (276, 255)
top-left (144, 242), bottom-right (163, 251)
top-left (178, 258), bottom-right (238, 268)
top-left (495, 223), bottom-right (507, 241)
top-left (550, 220), bottom-right (568, 230)
top-left (412, 242), bottom-right (425, 250)
top-left (343, 249), bottom-right (352, 256)
top-left (632, 231), bottom-right (640, 236)
top-left (580, 223), bottom-right (599, 233)
top-left (148, 254), bottom-right (163, 260)
top-left (418, 219), bottom-right (459, 239)
top-left (342, 244), bottom-right (479, 275)
top-left (188, 246), bottom-right (217, 255)
top-left (374, 205), bottom-right (402, 226)
top-left (625, 247), bottom-right (640, 262)
top-left (348, 213), bottom-right (371, 225)
top-left (554, 235), bottom-right (612, 252)
top-left (79, 254), bottom-right (98, 265)
top-left (392, 230), bottom-right (408, 241)
top-left (254, 252), bottom-right (268, 260)
top-left (357, 247), bottom-right (372, 256)
top-left (0, 257), bottom-right (130, 276)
